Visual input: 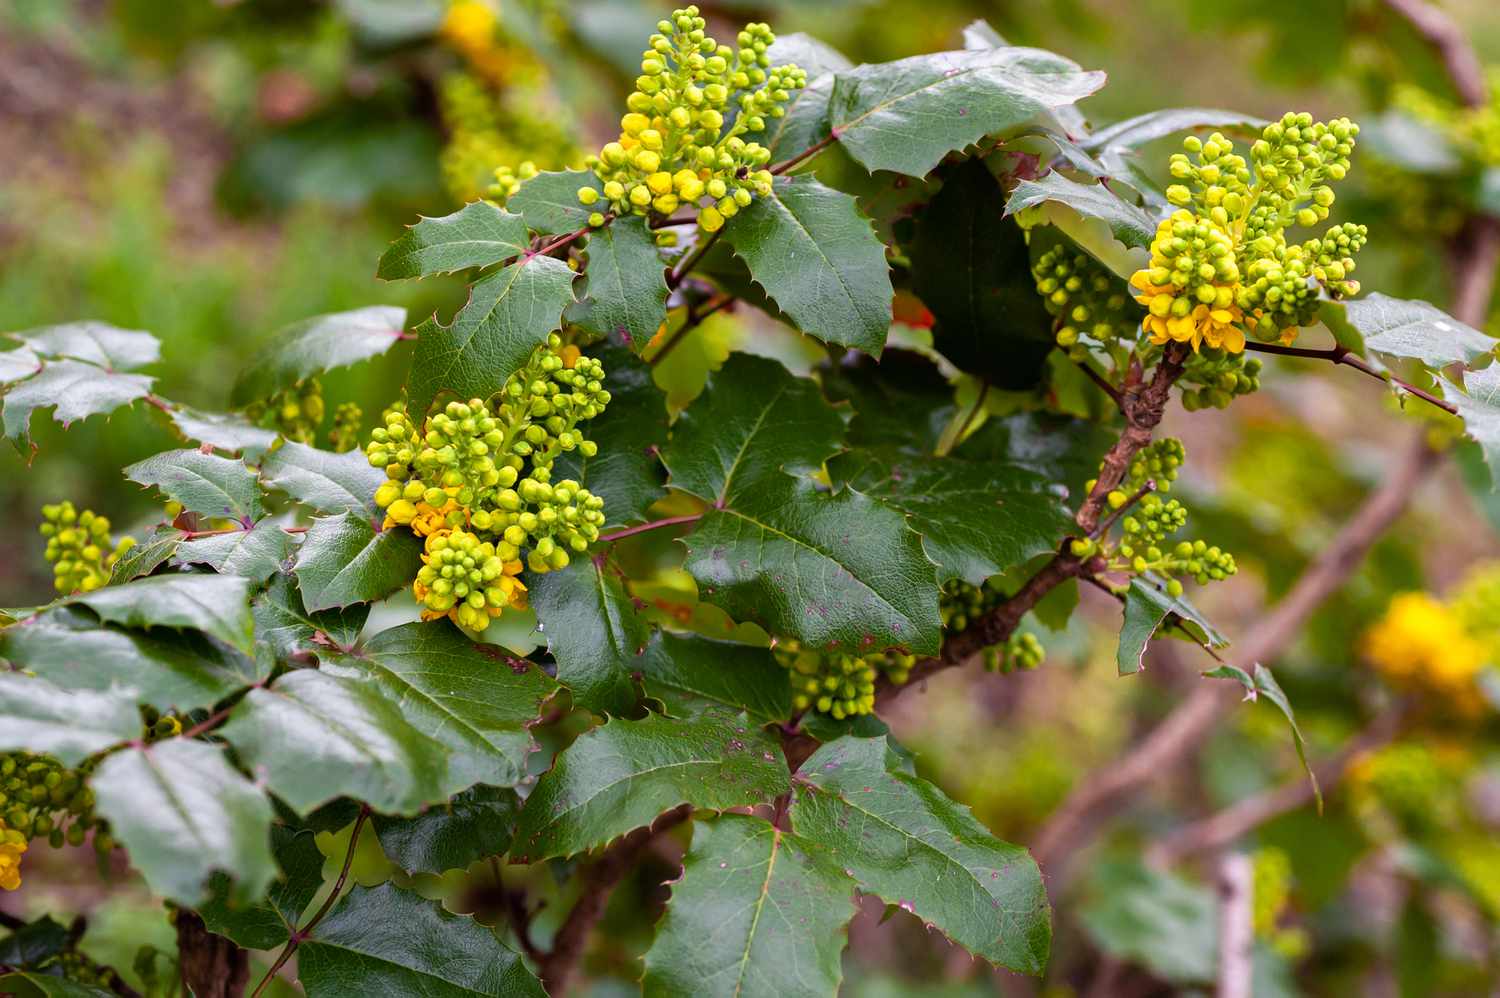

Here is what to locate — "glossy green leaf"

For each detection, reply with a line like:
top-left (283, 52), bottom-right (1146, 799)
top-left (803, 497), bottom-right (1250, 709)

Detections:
top-left (683, 475), bottom-right (942, 655)
top-left (298, 883), bottom-right (546, 998)
top-left (292, 512), bottom-right (423, 611)
top-left (829, 47), bottom-right (1104, 177)
top-left (642, 814), bottom-right (854, 998)
top-left (0, 916), bottom-right (71, 968)
top-left (260, 441), bottom-right (383, 516)
top-left (1007, 171), bottom-right (1157, 250)
top-left (71, 572), bottom-right (255, 653)
top-left (1081, 108), bottom-right (1267, 152)
top-left (221, 668), bottom-right (450, 816)
top-left (507, 169), bottom-right (602, 234)
top-left (166, 405), bottom-right (280, 458)
top-left (174, 520), bottom-right (294, 585)
top-left (124, 448), bottom-right (263, 522)
top-left (405, 256), bottom-right (576, 419)
top-left (373, 785), bottom-right (519, 875)
top-left (92, 739), bottom-right (275, 906)
top-left (198, 825), bottom-right (325, 950)
top-left (527, 556), bottom-right (650, 716)
top-left (1445, 365), bottom-right (1500, 483)
top-left (573, 215), bottom-right (669, 350)
top-left (764, 33), bottom-right (853, 160)
top-left (821, 350), bottom-right (957, 454)
top-left (377, 201), bottom-right (530, 279)
top-left (1323, 293), bottom-right (1493, 368)
top-left (230, 307), bottom-right (408, 408)
top-left (553, 343), bottom-right (668, 528)
top-left (790, 736), bottom-right (1050, 974)
top-left (0, 673), bottom-right (141, 765)
top-left (1203, 662), bottom-right (1318, 807)
top-left (3, 359), bottom-right (153, 443)
top-left (107, 526), bottom-right (182, 583)
top-left (662, 353), bottom-right (846, 504)
top-left (721, 176), bottom-right (892, 355)
top-left (253, 574), bottom-right (369, 659)
top-left (11, 321), bottom-right (160, 370)
top-left (638, 631), bottom-right (792, 724)
top-left (1118, 576), bottom-right (1227, 655)
top-left (1117, 582), bottom-right (1168, 676)
top-left (323, 621), bottom-right (558, 792)
top-left (511, 709), bottom-right (790, 861)
top-left (828, 447), bottom-right (1070, 585)
top-left (0, 605), bottom-right (262, 712)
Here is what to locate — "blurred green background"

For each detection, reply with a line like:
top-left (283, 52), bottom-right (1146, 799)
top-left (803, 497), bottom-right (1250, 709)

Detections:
top-left (7, 1), bottom-right (1500, 994)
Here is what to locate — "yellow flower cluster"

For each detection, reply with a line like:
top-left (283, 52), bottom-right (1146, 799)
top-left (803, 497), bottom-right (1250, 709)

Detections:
top-left (413, 529), bottom-right (527, 632)
top-left (441, 0), bottom-right (510, 86)
top-left (0, 819), bottom-right (24, 890)
top-left (39, 502), bottom-right (135, 594)
top-left (1363, 592), bottom-right (1487, 713)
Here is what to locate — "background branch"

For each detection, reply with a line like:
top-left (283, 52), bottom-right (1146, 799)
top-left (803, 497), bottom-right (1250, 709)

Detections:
top-left (1216, 853), bottom-right (1254, 998)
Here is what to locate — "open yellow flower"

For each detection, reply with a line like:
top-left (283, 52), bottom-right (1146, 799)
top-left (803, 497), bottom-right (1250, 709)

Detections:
top-left (0, 823), bottom-right (26, 891)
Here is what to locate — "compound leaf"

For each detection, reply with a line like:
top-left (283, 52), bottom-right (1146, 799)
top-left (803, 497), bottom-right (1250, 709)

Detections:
top-left (3, 360), bottom-right (153, 444)
top-left (638, 631), bottom-right (792, 724)
top-left (573, 215), bottom-right (669, 350)
top-left (527, 556), bottom-right (651, 717)
top-left (11, 321), bottom-right (160, 370)
top-left (373, 785), bottom-right (520, 875)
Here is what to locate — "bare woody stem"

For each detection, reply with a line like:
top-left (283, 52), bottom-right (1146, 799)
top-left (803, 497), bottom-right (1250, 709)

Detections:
top-left (1216, 853), bottom-right (1255, 998)
top-left (1381, 0), bottom-right (1487, 106)
top-left (770, 130), bottom-right (839, 176)
top-left (597, 513), bottom-right (705, 544)
top-left (1241, 340), bottom-right (1457, 415)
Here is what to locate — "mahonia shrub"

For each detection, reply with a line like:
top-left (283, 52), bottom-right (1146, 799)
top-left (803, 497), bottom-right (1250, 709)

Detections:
top-left (2, 8), bottom-right (1499, 997)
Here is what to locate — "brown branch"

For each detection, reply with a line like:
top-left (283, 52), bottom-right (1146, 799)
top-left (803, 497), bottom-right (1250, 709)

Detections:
top-left (598, 513), bottom-right (705, 544)
top-left (1216, 853), bottom-right (1255, 998)
top-left (1447, 214), bottom-right (1500, 327)
top-left (175, 909), bottom-right (248, 998)
top-left (648, 294), bottom-right (733, 367)
top-left (1090, 479), bottom-right (1157, 539)
top-left (770, 131), bottom-right (839, 175)
top-left (1074, 357), bottom-right (1125, 410)
top-left (1031, 430), bottom-right (1439, 888)
top-left (1381, 0), bottom-right (1487, 107)
top-left (667, 228), bottom-right (724, 290)
top-left (1242, 341), bottom-right (1458, 415)
top-left (538, 804), bottom-right (693, 995)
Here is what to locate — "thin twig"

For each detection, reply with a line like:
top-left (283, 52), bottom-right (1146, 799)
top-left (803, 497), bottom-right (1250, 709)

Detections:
top-left (770, 131), bottom-right (839, 175)
top-left (598, 513), bottom-right (705, 544)
top-left (1242, 341), bottom-right (1458, 415)
top-left (1074, 358), bottom-right (1125, 410)
top-left (531, 225), bottom-right (593, 261)
top-left (1381, 0), bottom-right (1487, 106)
top-left (1089, 480), bottom-right (1156, 539)
top-left (667, 229), bottom-right (724, 290)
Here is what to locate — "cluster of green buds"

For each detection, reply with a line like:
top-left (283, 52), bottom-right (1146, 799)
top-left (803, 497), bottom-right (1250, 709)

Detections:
top-left (141, 705), bottom-right (181, 744)
top-left (1181, 349), bottom-right (1263, 410)
top-left (1351, 741), bottom-right (1460, 834)
top-left (366, 336), bottom-right (610, 631)
top-left (40, 502), bottom-right (134, 594)
top-left (245, 377), bottom-right (325, 445)
top-left (940, 579), bottom-right (1047, 673)
top-left (329, 402), bottom-right (363, 453)
top-left (577, 7), bottom-right (806, 232)
top-left (775, 641), bottom-right (916, 719)
top-left (1131, 113), bottom-right (1365, 354)
top-left (0, 751), bottom-right (111, 885)
top-left (490, 161), bottom-right (541, 204)
top-left (33, 950), bottom-right (125, 991)
top-left (993, 632), bottom-right (1046, 674)
top-left (1086, 437), bottom-right (1183, 510)
top-left (1032, 246), bottom-right (1142, 361)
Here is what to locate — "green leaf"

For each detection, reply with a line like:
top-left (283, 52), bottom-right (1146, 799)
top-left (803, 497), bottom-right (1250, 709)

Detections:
top-left (0, 973), bottom-right (118, 997)
top-left (298, 883), bottom-right (545, 998)
top-left (573, 215), bottom-right (669, 350)
top-left (323, 621), bottom-right (558, 792)
top-left (662, 353), bottom-right (846, 504)
top-left (764, 33), bottom-right (853, 160)
top-left (527, 556), bottom-right (650, 716)
top-left (3, 359), bottom-right (153, 443)
top-left (198, 825), bottom-right (325, 950)
top-left (638, 631), bottom-right (792, 723)
top-left (260, 441), bottom-right (383, 516)
top-left (92, 739), bottom-right (275, 906)
top-left (108, 526), bottom-right (182, 583)
top-left (221, 669), bottom-right (451, 816)
top-left (1007, 172), bottom-right (1157, 250)
top-left (0, 674), bottom-right (141, 766)
top-left (0, 605), bottom-right (262, 712)
top-left (1081, 108), bottom-right (1268, 153)
top-left (507, 169), bottom-right (602, 234)
top-left (0, 915), bottom-right (71, 967)
top-left (829, 47), bottom-right (1104, 177)
top-left (70, 573), bottom-right (255, 654)
top-left (683, 475), bottom-right (942, 655)
top-left (1079, 860), bottom-right (1214, 983)
top-left (253, 575), bottom-right (369, 659)
top-left (230, 307), bottom-right (408, 408)
top-left (405, 256), bottom-right (577, 419)
top-left (1322, 293), bottom-right (1494, 368)
top-left (292, 512), bottom-right (423, 611)
top-left (0, 346), bottom-right (42, 384)
top-left (11, 321), bottom-right (160, 370)
top-left (553, 343), bottom-right (668, 529)
top-left (511, 709), bottom-right (790, 861)
top-left (1203, 662), bottom-right (1319, 809)
top-left (124, 449), bottom-right (263, 523)
top-left (166, 405), bottom-right (280, 459)
top-left (1444, 365), bottom-right (1500, 482)
top-left (908, 159), bottom-right (1056, 388)
top-left (373, 785), bottom-right (519, 875)
top-left (1359, 110), bottom-right (1462, 175)
top-left (790, 736), bottom-right (1050, 974)
top-left (721, 176), bottom-right (893, 355)
top-left (1116, 576), bottom-right (1227, 663)
top-left (828, 447), bottom-right (1071, 585)
top-left (174, 520), bottom-right (294, 585)
top-left (821, 350), bottom-right (957, 454)
top-left (377, 201), bottom-right (530, 279)
top-left (642, 814), bottom-right (854, 998)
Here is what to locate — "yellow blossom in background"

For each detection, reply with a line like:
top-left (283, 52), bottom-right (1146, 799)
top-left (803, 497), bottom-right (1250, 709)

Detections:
top-left (0, 822), bottom-right (26, 891)
top-left (1364, 592), bottom-right (1487, 712)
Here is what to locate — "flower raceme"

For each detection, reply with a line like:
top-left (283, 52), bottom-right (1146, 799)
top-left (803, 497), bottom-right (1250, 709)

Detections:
top-left (1130, 113), bottom-right (1366, 354)
top-left (39, 501), bottom-right (134, 594)
top-left (1364, 592), bottom-right (1486, 713)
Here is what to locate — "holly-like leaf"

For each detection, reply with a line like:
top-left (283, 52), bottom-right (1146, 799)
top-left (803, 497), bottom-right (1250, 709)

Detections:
top-left (298, 883), bottom-right (546, 998)
top-left (221, 668), bottom-right (451, 816)
top-left (0, 915), bottom-right (71, 967)
top-left (507, 169), bottom-right (603, 234)
top-left (573, 215), bottom-right (669, 350)
top-left (790, 736), bottom-right (1050, 974)
top-left (1203, 662), bottom-right (1319, 807)
top-left (0, 605), bottom-right (263, 712)
top-left (405, 256), bottom-right (576, 419)
top-left (377, 201), bottom-right (530, 279)
top-left (198, 825), bottom-right (325, 950)
top-left (909, 159), bottom-right (1057, 388)
top-left (174, 520), bottom-right (294, 585)
top-left (292, 512), bottom-right (422, 611)
top-left (71, 573), bottom-right (255, 654)
top-left (642, 814), bottom-right (854, 998)
top-left (253, 575), bottom-right (369, 659)
top-left (765, 33), bottom-right (853, 160)
top-left (0, 347), bottom-right (42, 384)
top-left (683, 475), bottom-right (942, 655)
top-left (11, 321), bottom-right (160, 370)
top-left (1321, 293), bottom-right (1494, 368)
top-left (721, 176), bottom-right (892, 356)
top-left (828, 447), bottom-right (1070, 585)
top-left (260, 441), bottom-right (383, 516)
top-left (124, 449), bottom-right (263, 523)
top-left (638, 631), bottom-right (792, 724)
top-left (511, 709), bottom-right (790, 861)
top-left (229, 307), bottom-right (408, 408)
top-left (527, 556), bottom-right (650, 716)
top-left (828, 47), bottom-right (1105, 178)
top-left (1081, 109), bottom-right (1267, 153)
top-left (373, 785), bottom-right (519, 875)
top-left (322, 621), bottom-right (558, 792)
top-left (92, 739), bottom-right (275, 906)
top-left (2, 360), bottom-right (153, 443)
top-left (822, 350), bottom-right (957, 454)
top-left (1445, 365), bottom-right (1500, 483)
top-left (553, 343), bottom-right (668, 529)
top-left (0, 674), bottom-right (141, 765)
top-left (108, 526), bottom-right (182, 583)
top-left (1007, 171), bottom-right (1157, 250)
top-left (1116, 576), bottom-right (1227, 673)
top-left (166, 405), bottom-right (280, 458)
top-left (662, 354), bottom-right (846, 504)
